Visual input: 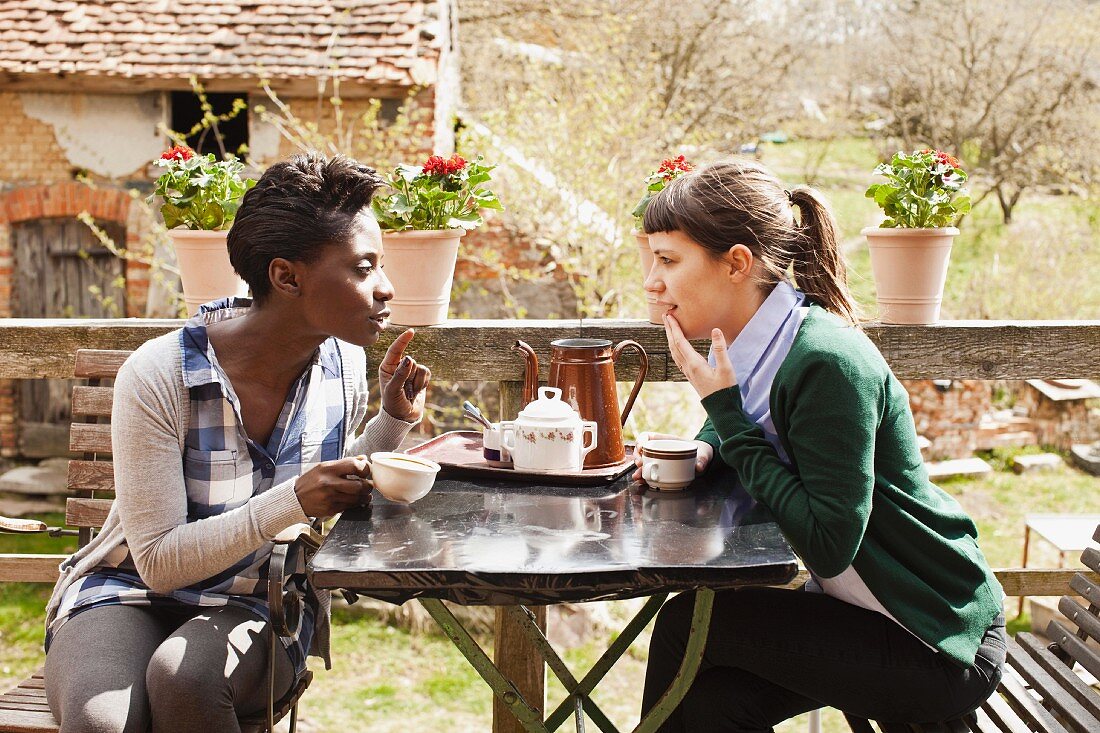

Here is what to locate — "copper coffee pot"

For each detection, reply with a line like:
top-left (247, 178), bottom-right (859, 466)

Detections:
top-left (511, 338), bottom-right (649, 468)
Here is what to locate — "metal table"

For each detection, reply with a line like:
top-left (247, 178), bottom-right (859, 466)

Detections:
top-left (308, 468), bottom-right (798, 733)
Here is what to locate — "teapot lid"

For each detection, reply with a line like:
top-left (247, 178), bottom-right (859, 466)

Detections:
top-left (518, 387), bottom-right (578, 422)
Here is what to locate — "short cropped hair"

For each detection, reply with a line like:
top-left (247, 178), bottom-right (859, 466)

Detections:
top-left (227, 152), bottom-right (385, 303)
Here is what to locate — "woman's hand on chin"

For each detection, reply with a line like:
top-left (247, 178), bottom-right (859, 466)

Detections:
top-left (377, 328), bottom-right (432, 422)
top-left (664, 314), bottom-right (736, 400)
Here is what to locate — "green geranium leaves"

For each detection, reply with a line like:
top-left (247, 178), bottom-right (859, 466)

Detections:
top-left (372, 154), bottom-right (502, 232)
top-left (149, 148), bottom-right (255, 231)
top-left (865, 150), bottom-right (971, 229)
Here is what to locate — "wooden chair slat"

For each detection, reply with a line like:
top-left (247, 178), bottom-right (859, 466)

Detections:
top-left (70, 386), bottom-right (113, 418)
top-left (1070, 571), bottom-right (1099, 606)
top-left (0, 688), bottom-right (46, 701)
top-left (0, 555), bottom-right (63, 583)
top-left (66, 460), bottom-right (114, 494)
top-left (2, 686), bottom-right (42, 697)
top-left (64, 498), bottom-right (111, 529)
top-left (1094, 524), bottom-right (1100, 546)
top-left (68, 423), bottom-right (112, 454)
top-left (1057, 595), bottom-right (1100, 643)
top-left (73, 349), bottom-right (130, 380)
top-left (1081, 547), bottom-right (1100, 576)
top-left (1008, 634), bottom-right (1099, 733)
top-left (998, 667), bottom-right (1071, 733)
top-left (972, 701), bottom-right (1018, 733)
top-left (17, 674), bottom-right (43, 689)
top-left (0, 695), bottom-right (50, 708)
top-left (1046, 619), bottom-right (1100, 685)
top-left (1017, 631), bottom-right (1100, 721)
top-left (0, 699), bottom-right (50, 712)
top-left (0, 707), bottom-right (57, 731)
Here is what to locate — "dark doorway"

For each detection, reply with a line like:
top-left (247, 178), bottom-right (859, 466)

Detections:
top-left (13, 217), bottom-right (126, 456)
top-left (170, 91), bottom-right (250, 158)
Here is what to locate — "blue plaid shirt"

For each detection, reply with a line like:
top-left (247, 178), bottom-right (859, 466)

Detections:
top-left (48, 298), bottom-right (347, 674)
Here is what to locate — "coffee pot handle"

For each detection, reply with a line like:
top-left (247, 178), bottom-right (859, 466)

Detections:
top-left (612, 340), bottom-right (649, 425)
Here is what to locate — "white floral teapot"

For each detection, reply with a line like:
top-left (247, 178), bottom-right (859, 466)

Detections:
top-left (500, 387), bottom-right (598, 471)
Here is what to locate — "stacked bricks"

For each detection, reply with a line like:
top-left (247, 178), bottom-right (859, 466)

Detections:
top-left (904, 379), bottom-right (994, 461)
top-left (1011, 383), bottom-right (1100, 450)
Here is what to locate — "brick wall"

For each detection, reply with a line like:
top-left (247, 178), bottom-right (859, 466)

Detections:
top-left (0, 92), bottom-right (72, 185)
top-left (271, 91), bottom-right (439, 166)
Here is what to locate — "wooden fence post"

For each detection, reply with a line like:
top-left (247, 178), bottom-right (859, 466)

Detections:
top-left (493, 380), bottom-right (546, 733)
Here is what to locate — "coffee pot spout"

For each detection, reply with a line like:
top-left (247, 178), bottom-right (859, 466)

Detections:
top-left (511, 340), bottom-right (540, 406)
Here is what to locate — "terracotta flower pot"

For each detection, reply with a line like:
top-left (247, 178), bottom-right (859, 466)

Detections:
top-left (862, 226), bottom-right (958, 325)
top-left (168, 229), bottom-right (248, 317)
top-left (382, 229), bottom-right (465, 326)
top-left (633, 230), bottom-right (664, 324)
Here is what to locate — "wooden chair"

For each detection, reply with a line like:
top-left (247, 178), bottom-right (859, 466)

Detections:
top-left (0, 349), bottom-right (319, 733)
top-left (845, 523), bottom-right (1100, 733)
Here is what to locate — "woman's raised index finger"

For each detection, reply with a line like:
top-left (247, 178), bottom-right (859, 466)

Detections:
top-left (380, 328), bottom-right (416, 371)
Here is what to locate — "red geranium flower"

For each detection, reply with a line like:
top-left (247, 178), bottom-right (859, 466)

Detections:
top-left (443, 154), bottom-right (467, 175)
top-left (656, 154), bottom-right (695, 181)
top-left (421, 155), bottom-right (447, 176)
top-left (422, 153), bottom-right (468, 177)
top-left (160, 145), bottom-right (194, 162)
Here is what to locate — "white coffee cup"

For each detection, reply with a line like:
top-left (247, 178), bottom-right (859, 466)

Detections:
top-left (638, 439), bottom-right (698, 491)
top-left (369, 452), bottom-right (441, 504)
top-left (482, 423), bottom-right (512, 468)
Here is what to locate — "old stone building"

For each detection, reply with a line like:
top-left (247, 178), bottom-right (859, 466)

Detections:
top-left (0, 0), bottom-right (459, 456)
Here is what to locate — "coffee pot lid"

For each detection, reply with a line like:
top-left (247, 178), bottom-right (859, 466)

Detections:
top-left (517, 387), bottom-right (578, 422)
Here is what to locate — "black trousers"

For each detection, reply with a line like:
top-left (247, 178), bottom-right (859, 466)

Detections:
top-left (641, 587), bottom-right (1006, 733)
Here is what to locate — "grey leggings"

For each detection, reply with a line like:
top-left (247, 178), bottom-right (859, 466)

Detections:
top-left (45, 604), bottom-right (294, 733)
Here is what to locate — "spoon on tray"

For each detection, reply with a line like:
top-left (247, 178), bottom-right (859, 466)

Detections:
top-left (462, 400), bottom-right (493, 430)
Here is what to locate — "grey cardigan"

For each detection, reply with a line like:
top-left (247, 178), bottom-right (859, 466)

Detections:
top-left (45, 331), bottom-right (416, 667)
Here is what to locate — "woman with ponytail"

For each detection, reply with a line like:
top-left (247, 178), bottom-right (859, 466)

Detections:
top-left (636, 158), bottom-right (1004, 729)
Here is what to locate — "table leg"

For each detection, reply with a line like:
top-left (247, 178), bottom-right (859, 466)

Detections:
top-left (541, 594), bottom-right (668, 732)
top-left (496, 606), bottom-right (548, 733)
top-left (419, 599), bottom-right (548, 733)
top-left (632, 588), bottom-right (714, 733)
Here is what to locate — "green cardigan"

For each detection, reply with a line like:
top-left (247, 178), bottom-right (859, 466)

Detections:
top-left (698, 305), bottom-right (1003, 666)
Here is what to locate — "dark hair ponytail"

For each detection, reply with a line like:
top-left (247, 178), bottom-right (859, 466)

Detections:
top-left (789, 187), bottom-right (860, 324)
top-left (644, 157), bottom-right (860, 325)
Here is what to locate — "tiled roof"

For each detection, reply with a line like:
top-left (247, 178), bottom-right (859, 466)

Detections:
top-left (0, 0), bottom-right (444, 91)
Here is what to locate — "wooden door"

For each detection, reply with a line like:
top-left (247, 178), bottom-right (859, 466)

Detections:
top-left (13, 217), bottom-right (126, 456)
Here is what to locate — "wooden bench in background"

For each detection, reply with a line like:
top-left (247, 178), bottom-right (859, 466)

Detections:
top-left (0, 350), bottom-right (318, 733)
top-left (0, 317), bottom-right (1098, 733)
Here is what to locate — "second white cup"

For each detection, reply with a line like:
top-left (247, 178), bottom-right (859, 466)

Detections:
top-left (639, 439), bottom-right (698, 491)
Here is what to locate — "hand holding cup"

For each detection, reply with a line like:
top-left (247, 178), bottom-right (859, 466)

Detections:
top-left (294, 455), bottom-right (373, 518)
top-left (632, 432), bottom-right (713, 484)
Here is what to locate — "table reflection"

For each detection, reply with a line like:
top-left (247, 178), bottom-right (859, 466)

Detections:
top-left (309, 468), bottom-right (796, 605)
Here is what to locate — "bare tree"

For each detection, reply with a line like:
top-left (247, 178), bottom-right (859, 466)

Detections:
top-left (456, 0), bottom-right (816, 317)
top-left (862, 0), bottom-right (1099, 222)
